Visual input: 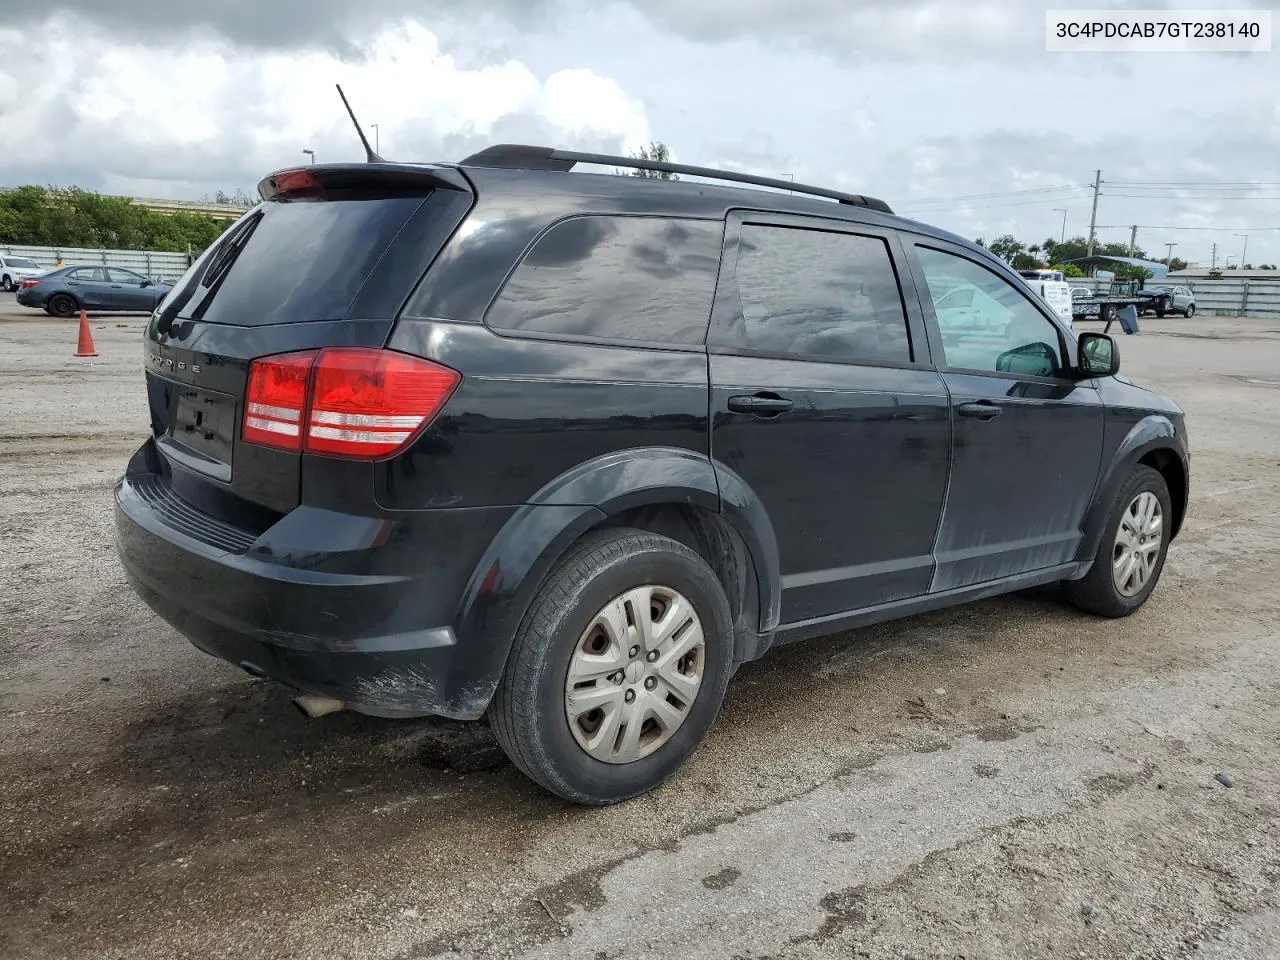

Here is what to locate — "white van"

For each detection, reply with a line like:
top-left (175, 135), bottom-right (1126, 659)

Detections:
top-left (1017, 269), bottom-right (1074, 327)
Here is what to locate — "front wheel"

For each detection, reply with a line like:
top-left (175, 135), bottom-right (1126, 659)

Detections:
top-left (1, 275), bottom-right (12, 293)
top-left (489, 528), bottom-right (734, 804)
top-left (1100, 303), bottom-right (1118, 324)
top-left (1065, 465), bottom-right (1172, 618)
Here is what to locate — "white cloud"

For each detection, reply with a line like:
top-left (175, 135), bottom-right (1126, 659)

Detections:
top-left (0, 17), bottom-right (651, 197)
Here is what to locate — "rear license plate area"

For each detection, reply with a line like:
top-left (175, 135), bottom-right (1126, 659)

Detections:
top-left (160, 384), bottom-right (237, 482)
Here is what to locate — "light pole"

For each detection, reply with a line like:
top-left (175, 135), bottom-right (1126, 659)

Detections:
top-left (302, 149), bottom-right (315, 164)
top-left (370, 124), bottom-right (380, 154)
top-left (1053, 208), bottom-right (1068, 244)
top-left (1235, 233), bottom-right (1248, 268)
top-left (1165, 242), bottom-right (1178, 270)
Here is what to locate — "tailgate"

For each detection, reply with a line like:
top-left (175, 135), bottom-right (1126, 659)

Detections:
top-left (143, 164), bottom-right (474, 515)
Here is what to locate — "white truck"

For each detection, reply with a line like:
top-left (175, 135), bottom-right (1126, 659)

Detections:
top-left (1017, 268), bottom-right (1073, 327)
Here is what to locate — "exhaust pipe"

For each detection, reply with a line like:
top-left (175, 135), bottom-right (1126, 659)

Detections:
top-left (294, 694), bottom-right (346, 719)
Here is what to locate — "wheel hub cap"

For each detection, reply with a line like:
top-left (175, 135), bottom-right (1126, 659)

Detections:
top-left (1113, 491), bottom-right (1163, 597)
top-left (564, 584), bottom-right (705, 764)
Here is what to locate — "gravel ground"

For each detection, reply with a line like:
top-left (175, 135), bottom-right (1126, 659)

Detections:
top-left (1, 306), bottom-right (1278, 960)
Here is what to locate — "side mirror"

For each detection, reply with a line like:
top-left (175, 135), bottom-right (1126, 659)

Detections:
top-left (1078, 332), bottom-right (1119, 377)
top-left (140, 279), bottom-right (152, 288)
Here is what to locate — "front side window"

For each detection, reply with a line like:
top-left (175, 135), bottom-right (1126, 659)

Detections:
top-left (486, 215), bottom-right (723, 345)
top-left (916, 246), bottom-right (1064, 378)
top-left (108, 268), bottom-right (146, 285)
top-left (725, 224), bottom-right (911, 364)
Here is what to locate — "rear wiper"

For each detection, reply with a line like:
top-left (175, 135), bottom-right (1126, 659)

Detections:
top-left (191, 212), bottom-right (263, 320)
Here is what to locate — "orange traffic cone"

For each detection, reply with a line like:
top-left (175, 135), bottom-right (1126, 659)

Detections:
top-left (75, 309), bottom-right (98, 357)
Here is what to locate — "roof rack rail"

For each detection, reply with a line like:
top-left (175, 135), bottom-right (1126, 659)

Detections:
top-left (460, 144), bottom-right (893, 215)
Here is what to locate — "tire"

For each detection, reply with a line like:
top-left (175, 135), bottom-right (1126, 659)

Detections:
top-left (1101, 303), bottom-right (1118, 324)
top-left (1184, 304), bottom-right (1195, 318)
top-left (490, 527), bottom-right (735, 805)
top-left (1, 275), bottom-right (12, 293)
top-left (48, 293), bottom-right (77, 317)
top-left (1065, 465), bottom-right (1173, 618)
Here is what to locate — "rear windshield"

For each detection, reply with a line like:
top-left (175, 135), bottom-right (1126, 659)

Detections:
top-left (168, 197), bottom-right (426, 326)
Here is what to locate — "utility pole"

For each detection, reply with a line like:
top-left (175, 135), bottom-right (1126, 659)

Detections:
top-left (1211, 242), bottom-right (1217, 269)
top-left (1086, 169), bottom-right (1102, 258)
top-left (1128, 225), bottom-right (1138, 257)
top-left (1236, 233), bottom-right (1248, 268)
top-left (1165, 242), bottom-right (1178, 270)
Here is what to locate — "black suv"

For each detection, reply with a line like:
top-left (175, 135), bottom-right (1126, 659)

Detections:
top-left (115, 146), bottom-right (1189, 804)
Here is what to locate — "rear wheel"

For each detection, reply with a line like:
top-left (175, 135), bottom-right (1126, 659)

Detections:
top-left (1184, 304), bottom-right (1195, 318)
top-left (48, 293), bottom-right (77, 317)
top-left (490, 528), bottom-right (734, 804)
top-left (1065, 465), bottom-right (1172, 618)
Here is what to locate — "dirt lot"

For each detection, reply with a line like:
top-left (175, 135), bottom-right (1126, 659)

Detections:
top-left (1, 304), bottom-right (1278, 960)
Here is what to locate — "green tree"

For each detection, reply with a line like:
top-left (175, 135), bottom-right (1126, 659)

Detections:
top-left (988, 234), bottom-right (1025, 263)
top-left (629, 142), bottom-right (677, 179)
top-left (0, 185), bottom-right (227, 252)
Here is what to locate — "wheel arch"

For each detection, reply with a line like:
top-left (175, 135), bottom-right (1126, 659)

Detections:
top-left (446, 448), bottom-right (781, 718)
top-left (1076, 416), bottom-right (1189, 564)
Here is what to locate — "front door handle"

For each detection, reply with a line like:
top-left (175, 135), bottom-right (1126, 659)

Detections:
top-left (958, 401), bottom-right (1002, 420)
top-left (727, 394), bottom-right (794, 415)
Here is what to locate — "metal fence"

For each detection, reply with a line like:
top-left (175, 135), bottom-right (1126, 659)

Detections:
top-left (0, 243), bottom-right (191, 283)
top-left (1063, 276), bottom-right (1280, 318)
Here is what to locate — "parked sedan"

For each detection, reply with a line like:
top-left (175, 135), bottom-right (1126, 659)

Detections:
top-left (16, 266), bottom-right (172, 316)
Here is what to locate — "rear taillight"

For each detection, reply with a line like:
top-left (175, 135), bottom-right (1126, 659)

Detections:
top-left (19, 279), bottom-right (40, 288)
top-left (243, 351), bottom-right (316, 452)
top-left (242, 348), bottom-right (460, 459)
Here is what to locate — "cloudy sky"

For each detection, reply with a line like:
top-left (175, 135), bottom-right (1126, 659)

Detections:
top-left (0, 0), bottom-right (1277, 265)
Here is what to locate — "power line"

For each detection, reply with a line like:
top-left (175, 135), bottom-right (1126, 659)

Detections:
top-left (1094, 224), bottom-right (1280, 231)
top-left (1102, 192), bottom-right (1280, 200)
top-left (896, 184), bottom-right (1088, 205)
top-left (1107, 180), bottom-right (1280, 187)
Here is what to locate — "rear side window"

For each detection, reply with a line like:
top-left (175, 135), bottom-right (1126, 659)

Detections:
top-left (171, 197), bottom-right (427, 326)
top-left (727, 224), bottom-right (912, 364)
top-left (486, 215), bottom-right (723, 345)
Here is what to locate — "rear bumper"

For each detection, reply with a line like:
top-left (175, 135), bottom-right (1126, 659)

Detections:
top-left (114, 445), bottom-right (515, 719)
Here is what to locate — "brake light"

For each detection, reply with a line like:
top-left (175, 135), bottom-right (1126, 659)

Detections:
top-left (259, 168), bottom-right (324, 201)
top-left (19, 279), bottom-right (40, 288)
top-left (241, 348), bottom-right (460, 459)
top-left (243, 351), bottom-right (316, 452)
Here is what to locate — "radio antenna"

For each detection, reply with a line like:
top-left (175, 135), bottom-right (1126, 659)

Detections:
top-left (336, 84), bottom-right (384, 163)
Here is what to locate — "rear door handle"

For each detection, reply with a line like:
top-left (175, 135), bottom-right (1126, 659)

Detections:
top-left (958, 401), bottom-right (1002, 420)
top-left (727, 394), bottom-right (794, 415)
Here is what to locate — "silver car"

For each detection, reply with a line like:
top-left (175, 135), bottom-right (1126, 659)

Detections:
top-left (1143, 285), bottom-right (1196, 318)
